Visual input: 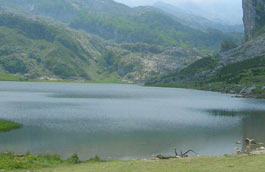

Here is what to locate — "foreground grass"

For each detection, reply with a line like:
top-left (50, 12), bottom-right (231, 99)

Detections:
top-left (0, 153), bottom-right (101, 171)
top-left (0, 120), bottom-right (21, 132)
top-left (14, 154), bottom-right (265, 172)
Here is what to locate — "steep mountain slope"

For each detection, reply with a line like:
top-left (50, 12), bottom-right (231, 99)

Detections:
top-left (0, 12), bottom-right (202, 82)
top-left (150, 0), bottom-right (265, 98)
top-left (0, 0), bottom-right (242, 51)
top-left (0, 12), bottom-right (112, 80)
top-left (243, 0), bottom-right (265, 40)
top-left (0, 0), bottom-right (131, 22)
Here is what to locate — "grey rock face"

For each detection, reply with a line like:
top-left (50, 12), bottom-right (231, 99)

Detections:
top-left (240, 86), bottom-right (257, 95)
top-left (243, 0), bottom-right (265, 41)
top-left (220, 33), bottom-right (265, 65)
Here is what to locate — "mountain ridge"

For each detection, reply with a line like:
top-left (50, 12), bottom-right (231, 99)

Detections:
top-left (149, 0), bottom-right (265, 98)
top-left (0, 0), bottom-right (242, 50)
top-left (0, 11), bottom-right (204, 82)
top-left (153, 1), bottom-right (244, 33)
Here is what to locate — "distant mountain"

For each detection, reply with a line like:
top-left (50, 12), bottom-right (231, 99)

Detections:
top-left (165, 1), bottom-right (243, 26)
top-left (0, 0), bottom-right (242, 51)
top-left (0, 12), bottom-right (109, 80)
top-left (149, 0), bottom-right (265, 98)
top-left (153, 2), bottom-right (244, 33)
top-left (0, 12), bottom-right (203, 82)
top-left (115, 0), bottom-right (243, 25)
top-left (0, 0), bottom-right (132, 22)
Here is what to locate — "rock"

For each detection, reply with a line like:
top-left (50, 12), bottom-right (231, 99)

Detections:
top-left (235, 141), bottom-right (241, 145)
top-left (229, 90), bottom-right (237, 94)
top-left (249, 149), bottom-right (265, 155)
top-left (240, 86), bottom-right (256, 95)
top-left (245, 138), bottom-right (257, 145)
top-left (240, 87), bottom-right (246, 94)
top-left (262, 86), bottom-right (265, 90)
top-left (247, 86), bottom-right (257, 94)
top-left (234, 147), bottom-right (241, 154)
top-left (260, 147), bottom-right (265, 150)
top-left (243, 0), bottom-right (265, 41)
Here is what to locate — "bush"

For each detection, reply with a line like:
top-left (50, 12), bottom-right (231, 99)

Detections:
top-left (66, 153), bottom-right (80, 164)
top-left (88, 155), bottom-right (103, 163)
top-left (220, 41), bottom-right (237, 52)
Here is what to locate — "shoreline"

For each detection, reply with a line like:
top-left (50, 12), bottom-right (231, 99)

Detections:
top-left (146, 82), bottom-right (265, 100)
top-left (0, 152), bottom-right (265, 171)
top-left (1, 73), bottom-right (264, 100)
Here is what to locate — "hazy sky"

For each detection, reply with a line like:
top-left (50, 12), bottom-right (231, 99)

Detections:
top-left (114, 0), bottom-right (242, 8)
top-left (115, 0), bottom-right (243, 24)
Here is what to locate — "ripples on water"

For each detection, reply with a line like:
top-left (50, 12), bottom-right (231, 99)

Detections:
top-left (0, 81), bottom-right (265, 160)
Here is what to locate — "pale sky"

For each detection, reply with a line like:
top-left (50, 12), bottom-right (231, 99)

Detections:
top-left (114, 0), bottom-right (243, 25)
top-left (114, 0), bottom-right (242, 8)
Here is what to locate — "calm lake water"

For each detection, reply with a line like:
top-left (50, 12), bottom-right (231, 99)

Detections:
top-left (0, 81), bottom-right (265, 160)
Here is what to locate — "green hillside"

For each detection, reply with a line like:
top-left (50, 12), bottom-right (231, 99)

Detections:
top-left (0, 12), bottom-right (119, 80)
top-left (70, 10), bottom-right (241, 50)
top-left (212, 55), bottom-right (265, 84)
top-left (151, 55), bottom-right (265, 98)
top-left (0, 12), bottom-right (204, 82)
top-left (0, 0), bottom-right (242, 51)
top-left (0, 0), bottom-right (244, 82)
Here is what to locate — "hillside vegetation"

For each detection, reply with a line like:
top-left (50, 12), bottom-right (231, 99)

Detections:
top-left (0, 12), bottom-right (114, 80)
top-left (0, 0), bottom-right (244, 82)
top-left (0, 12), bottom-right (205, 82)
top-left (0, 0), bottom-right (242, 51)
top-left (70, 10), bottom-right (241, 50)
top-left (151, 55), bottom-right (265, 98)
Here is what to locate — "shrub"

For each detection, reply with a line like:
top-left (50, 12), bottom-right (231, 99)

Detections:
top-left (66, 153), bottom-right (80, 164)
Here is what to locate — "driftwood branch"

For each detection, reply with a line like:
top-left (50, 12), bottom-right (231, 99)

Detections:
top-left (180, 150), bottom-right (197, 157)
top-left (155, 148), bottom-right (197, 159)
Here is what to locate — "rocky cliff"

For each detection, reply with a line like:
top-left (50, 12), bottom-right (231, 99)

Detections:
top-left (243, 0), bottom-right (265, 41)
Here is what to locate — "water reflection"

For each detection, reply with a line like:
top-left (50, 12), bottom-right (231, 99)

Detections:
top-left (207, 109), bottom-right (265, 153)
top-left (0, 82), bottom-right (265, 160)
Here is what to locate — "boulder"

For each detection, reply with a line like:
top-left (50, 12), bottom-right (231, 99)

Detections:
top-left (240, 86), bottom-right (256, 95)
top-left (229, 90), bottom-right (237, 94)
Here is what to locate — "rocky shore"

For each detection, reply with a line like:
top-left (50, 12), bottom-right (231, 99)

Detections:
top-left (225, 84), bottom-right (265, 99)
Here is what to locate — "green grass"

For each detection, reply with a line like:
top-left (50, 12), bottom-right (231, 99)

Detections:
top-left (0, 153), bottom-right (104, 171)
top-left (151, 55), bottom-right (265, 98)
top-left (3, 154), bottom-right (264, 172)
top-left (0, 120), bottom-right (22, 132)
top-left (0, 152), bottom-right (63, 170)
top-left (0, 73), bottom-right (28, 81)
top-left (0, 72), bottom-right (126, 84)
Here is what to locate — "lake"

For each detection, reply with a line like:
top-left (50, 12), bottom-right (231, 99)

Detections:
top-left (0, 81), bottom-right (265, 160)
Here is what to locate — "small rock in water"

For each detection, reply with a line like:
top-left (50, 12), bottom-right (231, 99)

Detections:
top-left (234, 147), bottom-right (239, 150)
top-left (245, 138), bottom-right (257, 145)
top-left (259, 147), bottom-right (265, 150)
top-left (240, 86), bottom-right (257, 95)
top-left (235, 141), bottom-right (241, 144)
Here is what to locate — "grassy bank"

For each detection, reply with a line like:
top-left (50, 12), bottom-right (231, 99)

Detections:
top-left (0, 152), bottom-right (101, 171)
top-left (0, 153), bottom-right (264, 172)
top-left (0, 120), bottom-right (21, 132)
top-left (0, 73), bottom-right (126, 84)
top-left (0, 73), bottom-right (28, 82)
top-left (149, 55), bottom-right (265, 99)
